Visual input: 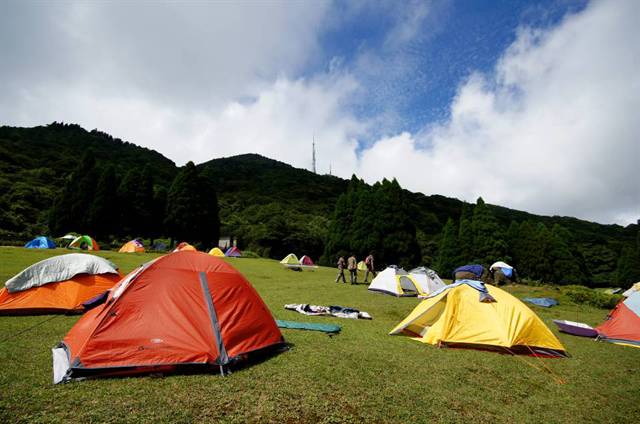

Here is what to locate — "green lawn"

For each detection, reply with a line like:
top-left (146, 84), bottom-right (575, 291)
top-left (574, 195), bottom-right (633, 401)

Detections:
top-left (0, 247), bottom-right (639, 423)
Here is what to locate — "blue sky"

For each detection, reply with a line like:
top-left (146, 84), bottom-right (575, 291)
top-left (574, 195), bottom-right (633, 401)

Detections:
top-left (0, 0), bottom-right (637, 225)
top-left (317, 0), bottom-right (589, 137)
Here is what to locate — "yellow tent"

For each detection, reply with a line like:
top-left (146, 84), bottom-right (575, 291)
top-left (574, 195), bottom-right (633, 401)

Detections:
top-left (389, 283), bottom-right (567, 357)
top-left (209, 247), bottom-right (225, 257)
top-left (119, 240), bottom-right (144, 253)
top-left (280, 253), bottom-right (299, 265)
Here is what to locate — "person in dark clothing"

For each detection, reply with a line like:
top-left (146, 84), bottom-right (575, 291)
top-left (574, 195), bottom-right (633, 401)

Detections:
top-left (347, 255), bottom-right (357, 285)
top-left (363, 253), bottom-right (376, 283)
top-left (335, 256), bottom-right (347, 284)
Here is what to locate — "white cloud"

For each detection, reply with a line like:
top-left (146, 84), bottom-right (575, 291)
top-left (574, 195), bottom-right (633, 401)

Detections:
top-left (357, 0), bottom-right (640, 225)
top-left (1, 0), bottom-right (637, 226)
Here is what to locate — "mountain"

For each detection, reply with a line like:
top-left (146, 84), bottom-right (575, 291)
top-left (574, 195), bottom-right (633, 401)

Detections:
top-left (1, 123), bottom-right (637, 284)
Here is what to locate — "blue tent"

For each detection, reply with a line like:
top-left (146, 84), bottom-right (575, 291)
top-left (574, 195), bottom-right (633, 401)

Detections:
top-left (25, 236), bottom-right (56, 249)
top-left (523, 297), bottom-right (559, 308)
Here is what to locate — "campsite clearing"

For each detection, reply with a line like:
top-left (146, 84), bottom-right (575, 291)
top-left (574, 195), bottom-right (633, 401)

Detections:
top-left (0, 247), bottom-right (639, 423)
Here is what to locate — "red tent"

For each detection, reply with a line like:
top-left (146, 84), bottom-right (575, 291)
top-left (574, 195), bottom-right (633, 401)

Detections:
top-left (300, 255), bottom-right (315, 266)
top-left (53, 251), bottom-right (285, 383)
top-left (596, 291), bottom-right (640, 348)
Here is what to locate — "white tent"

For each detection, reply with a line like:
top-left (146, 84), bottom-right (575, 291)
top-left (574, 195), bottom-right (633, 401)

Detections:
top-left (490, 261), bottom-right (513, 271)
top-left (368, 266), bottom-right (425, 297)
top-left (623, 282), bottom-right (640, 297)
top-left (409, 267), bottom-right (446, 297)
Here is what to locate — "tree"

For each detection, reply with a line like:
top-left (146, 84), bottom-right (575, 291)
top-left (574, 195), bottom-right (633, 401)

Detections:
top-left (436, 218), bottom-right (459, 277)
top-left (471, 197), bottom-right (507, 265)
top-left (548, 224), bottom-right (584, 284)
top-left (615, 245), bottom-right (640, 285)
top-left (457, 204), bottom-right (474, 263)
top-left (49, 151), bottom-right (98, 235)
top-left (88, 166), bottom-right (119, 240)
top-left (164, 162), bottom-right (219, 247)
top-left (323, 177), bottom-right (420, 268)
top-left (117, 166), bottom-right (155, 238)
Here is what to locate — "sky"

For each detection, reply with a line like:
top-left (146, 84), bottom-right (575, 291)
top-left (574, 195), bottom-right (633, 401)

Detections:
top-left (1, 0), bottom-right (638, 226)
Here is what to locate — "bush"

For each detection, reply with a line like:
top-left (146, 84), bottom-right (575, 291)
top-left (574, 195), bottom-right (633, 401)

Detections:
top-left (562, 285), bottom-right (622, 309)
top-left (241, 250), bottom-right (260, 258)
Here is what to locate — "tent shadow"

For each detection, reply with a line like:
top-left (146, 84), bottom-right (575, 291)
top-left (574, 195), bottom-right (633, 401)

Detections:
top-left (68, 343), bottom-right (291, 384)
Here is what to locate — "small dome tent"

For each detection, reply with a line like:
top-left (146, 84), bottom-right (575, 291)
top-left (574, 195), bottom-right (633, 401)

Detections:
top-left (174, 242), bottom-right (196, 252)
top-left (622, 282), bottom-right (640, 298)
top-left (209, 247), bottom-right (225, 257)
top-left (0, 254), bottom-right (120, 315)
top-left (490, 261), bottom-right (517, 285)
top-left (25, 236), bottom-right (56, 249)
top-left (368, 266), bottom-right (424, 297)
top-left (68, 235), bottom-right (99, 251)
top-left (119, 239), bottom-right (145, 253)
top-left (225, 246), bottom-right (242, 257)
top-left (299, 255), bottom-right (315, 266)
top-left (280, 253), bottom-right (301, 270)
top-left (52, 251), bottom-right (285, 383)
top-left (409, 267), bottom-right (447, 296)
top-left (596, 290), bottom-right (640, 348)
top-left (389, 282), bottom-right (567, 357)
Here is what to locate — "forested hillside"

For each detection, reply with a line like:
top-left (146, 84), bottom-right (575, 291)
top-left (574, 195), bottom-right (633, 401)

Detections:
top-left (0, 123), bottom-right (637, 286)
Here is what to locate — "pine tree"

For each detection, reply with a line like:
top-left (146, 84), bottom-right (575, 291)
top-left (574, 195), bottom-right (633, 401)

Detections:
top-left (471, 197), bottom-right (507, 265)
top-left (373, 178), bottom-right (420, 268)
top-left (49, 151), bottom-right (98, 235)
top-left (436, 218), bottom-right (459, 277)
top-left (458, 204), bottom-right (474, 263)
top-left (88, 166), bottom-right (119, 240)
top-left (616, 245), bottom-right (640, 285)
top-left (548, 224), bottom-right (584, 284)
top-left (164, 162), bottom-right (219, 247)
top-left (323, 175), bottom-right (362, 260)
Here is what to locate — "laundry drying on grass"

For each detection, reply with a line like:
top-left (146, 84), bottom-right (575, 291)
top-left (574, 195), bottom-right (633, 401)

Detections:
top-left (284, 304), bottom-right (372, 319)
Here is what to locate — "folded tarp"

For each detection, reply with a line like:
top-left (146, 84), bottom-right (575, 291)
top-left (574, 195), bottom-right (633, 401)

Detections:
top-left (553, 319), bottom-right (598, 338)
top-left (284, 304), bottom-right (372, 319)
top-left (276, 320), bottom-right (341, 334)
top-left (523, 297), bottom-right (559, 308)
top-left (5, 254), bottom-right (119, 293)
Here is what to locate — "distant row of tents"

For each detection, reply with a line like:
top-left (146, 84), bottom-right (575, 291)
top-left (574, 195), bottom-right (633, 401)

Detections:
top-left (23, 235), bottom-right (244, 257)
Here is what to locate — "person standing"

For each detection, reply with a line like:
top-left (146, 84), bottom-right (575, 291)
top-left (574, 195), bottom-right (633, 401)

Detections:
top-left (335, 256), bottom-right (347, 284)
top-left (364, 252), bottom-right (376, 283)
top-left (347, 254), bottom-right (358, 285)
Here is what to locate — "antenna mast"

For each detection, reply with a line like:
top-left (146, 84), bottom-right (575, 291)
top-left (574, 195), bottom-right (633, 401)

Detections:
top-left (312, 134), bottom-right (317, 174)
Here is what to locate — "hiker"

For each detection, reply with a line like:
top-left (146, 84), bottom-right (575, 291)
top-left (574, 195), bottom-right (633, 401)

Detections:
top-left (364, 252), bottom-right (376, 283)
top-left (347, 254), bottom-right (357, 285)
top-left (335, 256), bottom-right (347, 284)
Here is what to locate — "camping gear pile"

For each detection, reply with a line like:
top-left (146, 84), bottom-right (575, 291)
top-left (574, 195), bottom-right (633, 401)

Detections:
top-left (284, 303), bottom-right (372, 320)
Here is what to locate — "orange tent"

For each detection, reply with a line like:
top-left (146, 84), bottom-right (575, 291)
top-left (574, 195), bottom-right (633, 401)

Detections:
top-left (53, 251), bottom-right (285, 383)
top-left (596, 291), bottom-right (640, 348)
top-left (119, 239), bottom-right (145, 253)
top-left (173, 241), bottom-right (197, 252)
top-left (0, 253), bottom-right (121, 315)
top-left (0, 274), bottom-right (120, 315)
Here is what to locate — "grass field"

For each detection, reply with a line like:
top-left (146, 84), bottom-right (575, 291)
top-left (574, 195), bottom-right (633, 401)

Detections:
top-left (1, 247), bottom-right (639, 423)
